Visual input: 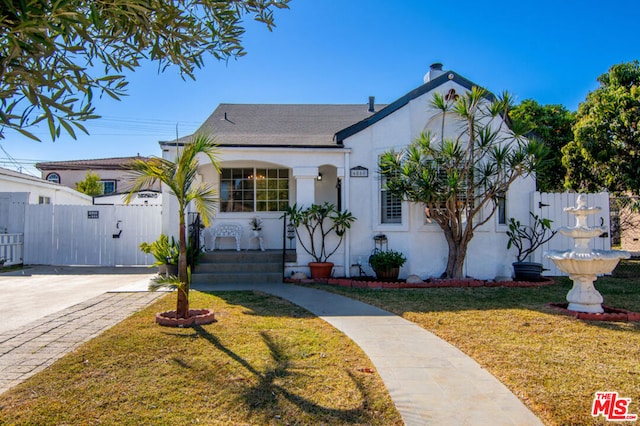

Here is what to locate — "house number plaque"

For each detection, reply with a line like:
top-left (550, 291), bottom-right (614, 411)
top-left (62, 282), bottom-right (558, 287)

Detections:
top-left (350, 166), bottom-right (368, 178)
top-left (87, 211), bottom-right (99, 219)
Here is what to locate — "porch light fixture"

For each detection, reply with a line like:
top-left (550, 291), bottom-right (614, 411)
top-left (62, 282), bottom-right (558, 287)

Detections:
top-left (317, 173), bottom-right (322, 181)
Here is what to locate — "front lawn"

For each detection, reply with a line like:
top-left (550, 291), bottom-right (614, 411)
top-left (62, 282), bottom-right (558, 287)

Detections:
top-left (0, 291), bottom-right (402, 425)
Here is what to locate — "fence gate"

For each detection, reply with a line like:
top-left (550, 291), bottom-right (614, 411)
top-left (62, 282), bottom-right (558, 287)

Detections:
top-left (533, 192), bottom-right (611, 276)
top-left (23, 204), bottom-right (162, 266)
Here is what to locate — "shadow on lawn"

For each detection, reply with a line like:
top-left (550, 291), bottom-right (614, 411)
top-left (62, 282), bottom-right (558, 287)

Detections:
top-left (206, 290), bottom-right (316, 319)
top-left (188, 324), bottom-right (374, 424)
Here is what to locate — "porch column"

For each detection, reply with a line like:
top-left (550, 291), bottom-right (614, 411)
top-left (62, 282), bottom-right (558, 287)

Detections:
top-left (293, 167), bottom-right (318, 207)
top-left (338, 163), bottom-right (349, 277)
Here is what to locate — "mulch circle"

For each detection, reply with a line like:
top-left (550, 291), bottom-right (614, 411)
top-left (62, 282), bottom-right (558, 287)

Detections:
top-left (155, 309), bottom-right (217, 327)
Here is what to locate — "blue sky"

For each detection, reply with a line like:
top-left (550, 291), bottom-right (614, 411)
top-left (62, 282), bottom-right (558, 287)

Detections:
top-left (1, 0), bottom-right (639, 176)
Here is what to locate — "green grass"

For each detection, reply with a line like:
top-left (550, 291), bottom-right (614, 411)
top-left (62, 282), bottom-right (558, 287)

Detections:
top-left (307, 276), bottom-right (640, 426)
top-left (0, 291), bottom-right (402, 425)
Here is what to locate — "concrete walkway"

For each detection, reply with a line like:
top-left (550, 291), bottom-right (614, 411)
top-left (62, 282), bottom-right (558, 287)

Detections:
top-left (195, 282), bottom-right (544, 426)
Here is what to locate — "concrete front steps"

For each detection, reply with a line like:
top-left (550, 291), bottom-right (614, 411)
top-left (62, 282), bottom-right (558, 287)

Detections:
top-left (191, 250), bottom-right (284, 285)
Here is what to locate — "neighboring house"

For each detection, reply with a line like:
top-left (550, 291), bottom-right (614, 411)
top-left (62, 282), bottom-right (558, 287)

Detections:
top-left (93, 190), bottom-right (163, 206)
top-left (0, 166), bottom-right (92, 208)
top-left (35, 156), bottom-right (159, 195)
top-left (160, 64), bottom-right (537, 280)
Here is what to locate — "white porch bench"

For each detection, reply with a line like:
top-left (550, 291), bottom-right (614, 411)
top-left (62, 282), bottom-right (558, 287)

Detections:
top-left (203, 223), bottom-right (242, 251)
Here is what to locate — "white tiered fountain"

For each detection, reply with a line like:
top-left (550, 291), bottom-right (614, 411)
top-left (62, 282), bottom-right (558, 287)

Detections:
top-left (545, 194), bottom-right (630, 313)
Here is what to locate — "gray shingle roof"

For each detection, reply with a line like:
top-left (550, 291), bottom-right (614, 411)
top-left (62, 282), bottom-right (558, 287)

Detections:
top-left (163, 103), bottom-right (386, 148)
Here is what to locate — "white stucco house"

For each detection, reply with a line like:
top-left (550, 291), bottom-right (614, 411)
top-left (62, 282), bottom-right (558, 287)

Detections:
top-left (160, 64), bottom-right (536, 280)
top-left (0, 167), bottom-right (92, 208)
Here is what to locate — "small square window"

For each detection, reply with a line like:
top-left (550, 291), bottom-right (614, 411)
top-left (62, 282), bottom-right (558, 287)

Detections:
top-left (100, 180), bottom-right (116, 194)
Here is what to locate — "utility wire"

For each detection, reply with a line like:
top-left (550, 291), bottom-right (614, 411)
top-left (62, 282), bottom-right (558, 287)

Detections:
top-left (0, 144), bottom-right (38, 176)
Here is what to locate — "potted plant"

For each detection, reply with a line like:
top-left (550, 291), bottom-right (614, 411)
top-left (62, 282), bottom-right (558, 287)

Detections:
top-left (506, 212), bottom-right (557, 281)
top-left (140, 234), bottom-right (179, 276)
top-left (368, 249), bottom-right (407, 280)
top-left (284, 202), bottom-right (356, 279)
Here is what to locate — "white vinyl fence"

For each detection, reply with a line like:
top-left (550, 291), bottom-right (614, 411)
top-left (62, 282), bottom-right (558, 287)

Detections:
top-left (23, 204), bottom-right (162, 266)
top-left (533, 192), bottom-right (611, 276)
top-left (0, 233), bottom-right (23, 266)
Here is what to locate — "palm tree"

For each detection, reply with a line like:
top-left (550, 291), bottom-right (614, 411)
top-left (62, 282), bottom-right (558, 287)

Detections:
top-left (126, 134), bottom-right (220, 318)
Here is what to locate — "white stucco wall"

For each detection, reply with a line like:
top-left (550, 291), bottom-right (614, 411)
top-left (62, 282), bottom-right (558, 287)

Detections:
top-left (93, 191), bottom-right (162, 206)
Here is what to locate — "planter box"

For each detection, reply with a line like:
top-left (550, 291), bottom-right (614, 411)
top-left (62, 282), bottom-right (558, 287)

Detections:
top-left (374, 267), bottom-right (400, 281)
top-left (512, 262), bottom-right (543, 281)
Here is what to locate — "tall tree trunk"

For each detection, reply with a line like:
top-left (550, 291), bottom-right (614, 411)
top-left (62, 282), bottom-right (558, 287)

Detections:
top-left (443, 230), bottom-right (458, 278)
top-left (451, 242), bottom-right (468, 279)
top-left (176, 215), bottom-right (189, 318)
top-left (443, 229), bottom-right (469, 279)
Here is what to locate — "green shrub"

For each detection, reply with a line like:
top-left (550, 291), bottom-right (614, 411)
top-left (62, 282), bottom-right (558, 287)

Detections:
top-left (139, 234), bottom-right (179, 266)
top-left (368, 249), bottom-right (407, 271)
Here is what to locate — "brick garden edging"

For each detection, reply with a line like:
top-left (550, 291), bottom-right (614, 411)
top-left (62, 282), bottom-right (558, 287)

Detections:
top-left (285, 276), bottom-right (556, 289)
top-left (155, 309), bottom-right (217, 327)
top-left (284, 276), bottom-right (640, 322)
top-left (548, 303), bottom-right (640, 322)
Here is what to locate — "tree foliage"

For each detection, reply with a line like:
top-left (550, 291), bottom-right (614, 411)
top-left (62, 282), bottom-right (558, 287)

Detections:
top-left (0, 0), bottom-right (290, 141)
top-left (562, 60), bottom-right (640, 194)
top-left (510, 99), bottom-right (575, 192)
top-left (75, 171), bottom-right (103, 196)
top-left (126, 134), bottom-right (220, 318)
top-left (379, 87), bottom-right (548, 278)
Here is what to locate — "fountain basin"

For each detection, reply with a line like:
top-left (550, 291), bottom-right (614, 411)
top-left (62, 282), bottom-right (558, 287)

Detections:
top-left (546, 250), bottom-right (630, 275)
top-left (558, 227), bottom-right (607, 239)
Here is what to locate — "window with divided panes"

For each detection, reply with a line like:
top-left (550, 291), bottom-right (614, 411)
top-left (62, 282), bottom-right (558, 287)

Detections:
top-left (220, 168), bottom-right (289, 212)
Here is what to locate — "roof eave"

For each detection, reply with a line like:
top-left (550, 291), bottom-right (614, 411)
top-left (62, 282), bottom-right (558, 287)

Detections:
top-left (334, 71), bottom-right (483, 143)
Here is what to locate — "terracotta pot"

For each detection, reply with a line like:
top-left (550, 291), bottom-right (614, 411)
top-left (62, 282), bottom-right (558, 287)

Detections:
top-left (375, 267), bottom-right (400, 281)
top-left (308, 262), bottom-right (334, 279)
